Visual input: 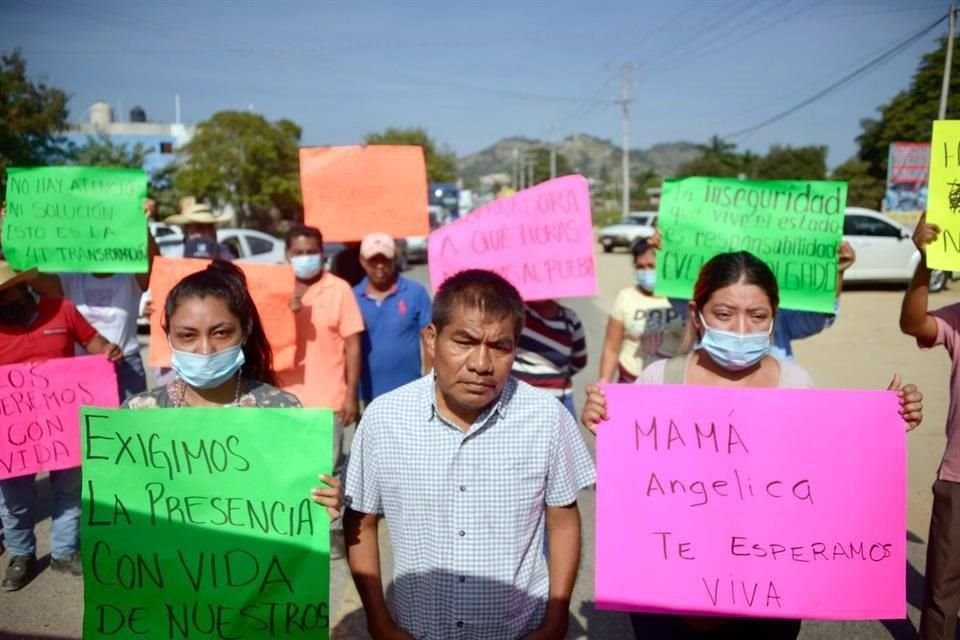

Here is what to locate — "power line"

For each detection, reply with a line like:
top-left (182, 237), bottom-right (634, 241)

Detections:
top-left (724, 12), bottom-right (948, 139)
top-left (639, 1), bottom-right (768, 71)
top-left (645, 0), bottom-right (825, 78)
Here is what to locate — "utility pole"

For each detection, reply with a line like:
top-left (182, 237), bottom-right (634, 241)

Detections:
top-left (616, 63), bottom-right (634, 219)
top-left (512, 147), bottom-right (520, 189)
top-left (528, 155), bottom-right (535, 187)
top-left (941, 5), bottom-right (957, 120)
top-left (548, 127), bottom-right (557, 180)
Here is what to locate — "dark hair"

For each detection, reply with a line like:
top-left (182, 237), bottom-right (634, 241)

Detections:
top-left (693, 251), bottom-right (780, 312)
top-left (631, 238), bottom-right (653, 258)
top-left (432, 269), bottom-right (524, 339)
top-left (284, 225), bottom-right (323, 250)
top-left (162, 260), bottom-right (278, 386)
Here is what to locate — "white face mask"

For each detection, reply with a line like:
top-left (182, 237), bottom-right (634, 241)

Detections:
top-left (290, 254), bottom-right (323, 280)
top-left (169, 341), bottom-right (246, 389)
top-left (697, 313), bottom-right (773, 371)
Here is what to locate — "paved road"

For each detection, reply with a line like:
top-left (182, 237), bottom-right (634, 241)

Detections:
top-left (1, 251), bottom-right (956, 639)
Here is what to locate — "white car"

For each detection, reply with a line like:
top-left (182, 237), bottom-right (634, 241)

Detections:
top-left (153, 227), bottom-right (286, 264)
top-left (598, 212), bottom-right (657, 252)
top-left (138, 227), bottom-right (287, 329)
top-left (842, 207), bottom-right (946, 292)
top-left (149, 221), bottom-right (183, 244)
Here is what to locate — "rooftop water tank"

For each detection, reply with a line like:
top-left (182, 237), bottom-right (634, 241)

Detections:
top-left (90, 101), bottom-right (113, 127)
top-left (130, 106), bottom-right (146, 123)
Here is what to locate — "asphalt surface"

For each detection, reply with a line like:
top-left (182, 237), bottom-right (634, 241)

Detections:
top-left (0, 252), bottom-right (957, 639)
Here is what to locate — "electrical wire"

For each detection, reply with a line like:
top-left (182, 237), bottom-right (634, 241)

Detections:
top-left (645, 0), bottom-right (826, 78)
top-left (724, 12), bottom-right (948, 139)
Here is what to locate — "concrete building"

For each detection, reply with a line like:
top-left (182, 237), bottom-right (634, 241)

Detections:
top-left (66, 100), bottom-right (196, 174)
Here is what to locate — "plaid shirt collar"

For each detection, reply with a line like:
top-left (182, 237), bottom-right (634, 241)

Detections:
top-left (425, 374), bottom-right (515, 434)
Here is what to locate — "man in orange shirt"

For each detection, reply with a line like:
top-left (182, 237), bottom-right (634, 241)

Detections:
top-left (279, 225), bottom-right (364, 472)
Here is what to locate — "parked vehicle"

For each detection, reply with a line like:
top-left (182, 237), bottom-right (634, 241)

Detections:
top-left (138, 226), bottom-right (287, 330)
top-left (598, 212), bottom-right (657, 252)
top-left (403, 206), bottom-right (445, 265)
top-left (153, 227), bottom-right (286, 264)
top-left (403, 235), bottom-right (428, 264)
top-left (149, 221), bottom-right (183, 243)
top-left (430, 183), bottom-right (460, 220)
top-left (842, 207), bottom-right (946, 292)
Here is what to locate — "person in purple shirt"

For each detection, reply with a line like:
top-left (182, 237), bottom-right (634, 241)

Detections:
top-left (352, 232), bottom-right (433, 404)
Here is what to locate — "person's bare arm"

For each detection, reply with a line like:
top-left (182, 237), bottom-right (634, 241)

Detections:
top-left (135, 232), bottom-right (161, 292)
top-left (899, 214), bottom-right (940, 347)
top-left (83, 334), bottom-right (123, 362)
top-left (836, 241), bottom-right (855, 297)
top-left (341, 333), bottom-right (361, 426)
top-left (598, 317), bottom-right (624, 382)
top-left (344, 509), bottom-right (413, 640)
top-left (521, 503), bottom-right (581, 639)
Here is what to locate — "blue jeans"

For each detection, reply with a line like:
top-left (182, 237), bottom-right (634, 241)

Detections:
top-left (0, 467), bottom-right (82, 558)
top-left (115, 354), bottom-right (147, 400)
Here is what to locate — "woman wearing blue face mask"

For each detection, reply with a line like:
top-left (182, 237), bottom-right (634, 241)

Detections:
top-left (122, 261), bottom-right (342, 516)
top-left (598, 239), bottom-right (686, 383)
top-left (582, 250), bottom-right (925, 640)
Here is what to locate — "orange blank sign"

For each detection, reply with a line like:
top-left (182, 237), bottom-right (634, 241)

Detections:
top-left (148, 257), bottom-right (297, 372)
top-left (299, 145), bottom-right (429, 242)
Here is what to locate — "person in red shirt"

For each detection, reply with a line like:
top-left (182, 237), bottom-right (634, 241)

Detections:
top-left (0, 262), bottom-right (121, 591)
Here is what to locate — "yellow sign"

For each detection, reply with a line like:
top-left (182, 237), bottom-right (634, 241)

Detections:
top-left (927, 120), bottom-right (960, 270)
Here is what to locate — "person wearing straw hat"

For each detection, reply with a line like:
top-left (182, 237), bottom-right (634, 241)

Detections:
top-left (165, 196), bottom-right (238, 260)
top-left (0, 262), bottom-right (122, 591)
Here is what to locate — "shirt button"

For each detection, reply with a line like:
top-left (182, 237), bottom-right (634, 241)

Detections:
top-left (457, 621), bottom-right (464, 628)
top-left (459, 485), bottom-right (466, 492)
top-left (458, 575), bottom-right (466, 583)
top-left (458, 530), bottom-right (466, 537)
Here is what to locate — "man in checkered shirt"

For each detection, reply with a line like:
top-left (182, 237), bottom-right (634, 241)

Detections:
top-left (343, 269), bottom-right (596, 639)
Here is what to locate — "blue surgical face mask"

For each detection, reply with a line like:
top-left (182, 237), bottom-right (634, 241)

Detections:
top-left (290, 254), bottom-right (323, 280)
top-left (635, 269), bottom-right (656, 292)
top-left (170, 342), bottom-right (246, 389)
top-left (697, 313), bottom-right (772, 371)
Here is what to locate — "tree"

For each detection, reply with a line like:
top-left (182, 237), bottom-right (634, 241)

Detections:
top-left (529, 147), bottom-right (573, 184)
top-left (676, 154), bottom-right (740, 178)
top-left (755, 145), bottom-right (827, 180)
top-left (831, 157), bottom-right (885, 209)
top-left (0, 49), bottom-right (70, 193)
top-left (739, 150), bottom-right (760, 179)
top-left (698, 134), bottom-right (738, 158)
top-left (677, 135), bottom-right (741, 177)
top-left (69, 134), bottom-right (152, 168)
top-left (174, 111), bottom-right (302, 230)
top-left (364, 127), bottom-right (457, 183)
top-left (630, 169), bottom-right (661, 209)
top-left (857, 36), bottom-right (960, 180)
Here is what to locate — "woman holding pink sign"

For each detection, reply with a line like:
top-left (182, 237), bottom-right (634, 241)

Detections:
top-left (581, 250), bottom-right (924, 639)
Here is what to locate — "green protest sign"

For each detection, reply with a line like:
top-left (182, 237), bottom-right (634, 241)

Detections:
top-left (80, 407), bottom-right (333, 640)
top-left (3, 166), bottom-right (148, 273)
top-left (656, 177), bottom-right (847, 313)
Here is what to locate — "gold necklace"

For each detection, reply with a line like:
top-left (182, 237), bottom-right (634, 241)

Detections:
top-left (175, 370), bottom-right (244, 408)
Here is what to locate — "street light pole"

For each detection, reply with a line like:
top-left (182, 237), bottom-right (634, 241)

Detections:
top-left (617, 63), bottom-right (633, 219)
top-left (940, 5), bottom-right (956, 120)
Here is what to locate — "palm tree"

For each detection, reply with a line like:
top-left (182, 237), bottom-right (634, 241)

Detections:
top-left (697, 135), bottom-right (738, 159)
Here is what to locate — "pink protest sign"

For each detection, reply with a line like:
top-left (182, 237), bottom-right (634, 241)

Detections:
top-left (0, 356), bottom-right (119, 480)
top-left (427, 175), bottom-right (598, 300)
top-left (596, 383), bottom-right (905, 620)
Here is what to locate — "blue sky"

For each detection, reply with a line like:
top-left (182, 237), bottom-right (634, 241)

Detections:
top-left (3, 0), bottom-right (952, 168)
